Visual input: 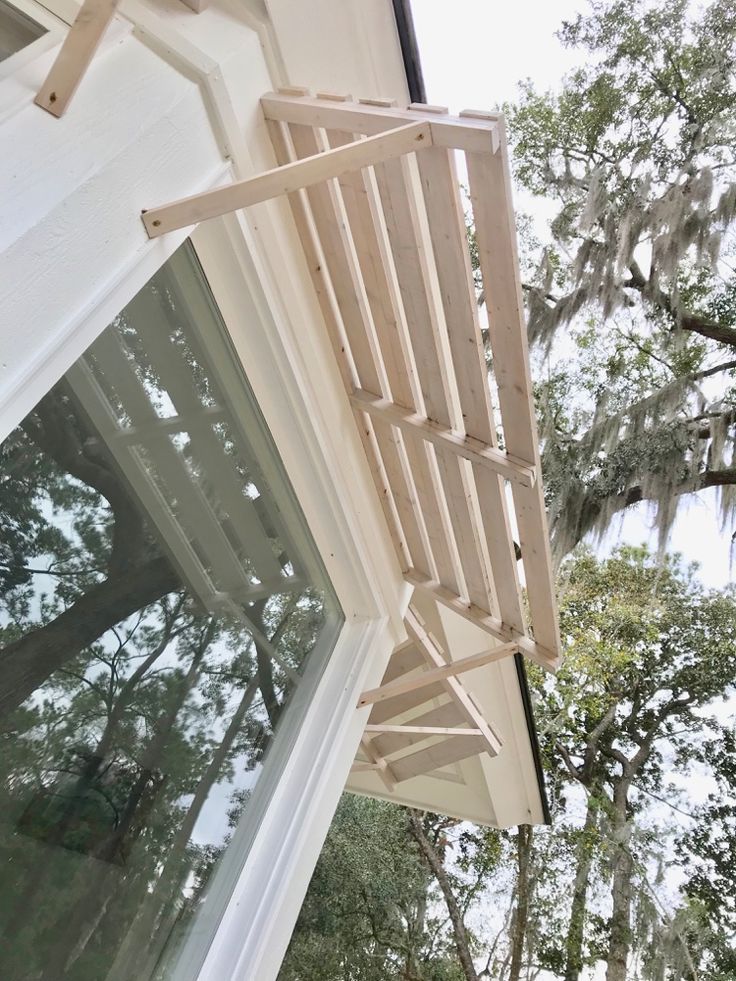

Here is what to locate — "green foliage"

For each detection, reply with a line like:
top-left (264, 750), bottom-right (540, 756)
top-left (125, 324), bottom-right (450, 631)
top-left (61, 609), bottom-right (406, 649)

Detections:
top-left (504, 0), bottom-right (736, 557)
top-left (279, 796), bottom-right (466, 981)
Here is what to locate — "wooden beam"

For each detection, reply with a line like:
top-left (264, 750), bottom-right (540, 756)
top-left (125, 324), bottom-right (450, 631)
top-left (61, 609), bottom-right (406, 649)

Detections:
top-left (358, 737), bottom-right (397, 792)
top-left (365, 724), bottom-right (481, 736)
top-left (357, 641), bottom-right (517, 708)
top-left (405, 607), bottom-right (504, 757)
top-left (35, 0), bottom-right (119, 117)
top-left (350, 762), bottom-right (384, 774)
top-left (350, 389), bottom-right (536, 487)
top-left (142, 121), bottom-right (432, 237)
top-left (179, 0), bottom-right (208, 10)
top-left (369, 701), bottom-right (465, 757)
top-left (464, 115), bottom-right (561, 662)
top-left (261, 92), bottom-right (501, 153)
top-left (406, 570), bottom-right (560, 670)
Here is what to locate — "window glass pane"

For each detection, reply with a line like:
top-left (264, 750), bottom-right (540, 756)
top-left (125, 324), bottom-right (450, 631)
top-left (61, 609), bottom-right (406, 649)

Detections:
top-left (0, 243), bottom-right (343, 980)
top-left (0, 0), bottom-right (44, 61)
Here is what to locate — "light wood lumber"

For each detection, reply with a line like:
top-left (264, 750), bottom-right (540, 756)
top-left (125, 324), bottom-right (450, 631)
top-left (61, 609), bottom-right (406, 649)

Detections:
top-left (286, 122), bottom-right (434, 573)
top-left (414, 141), bottom-right (527, 634)
top-left (405, 608), bottom-right (504, 756)
top-left (359, 737), bottom-right (397, 791)
top-left (35, 0), bottom-right (119, 117)
top-left (365, 725), bottom-right (480, 736)
top-left (328, 124), bottom-right (471, 588)
top-left (261, 93), bottom-right (501, 153)
top-left (464, 116), bottom-right (561, 658)
top-left (349, 389), bottom-right (536, 486)
top-left (358, 635), bottom-right (517, 707)
top-left (373, 152), bottom-right (492, 610)
top-left (369, 701), bottom-right (466, 757)
top-left (368, 682), bottom-right (447, 725)
top-left (265, 118), bottom-right (411, 571)
top-left (142, 121), bottom-right (432, 237)
top-left (179, 0), bottom-right (208, 10)
top-left (407, 570), bottom-right (559, 670)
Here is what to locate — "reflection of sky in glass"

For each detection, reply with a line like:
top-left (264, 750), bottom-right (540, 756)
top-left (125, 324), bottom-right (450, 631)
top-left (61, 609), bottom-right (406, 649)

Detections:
top-left (0, 243), bottom-right (343, 981)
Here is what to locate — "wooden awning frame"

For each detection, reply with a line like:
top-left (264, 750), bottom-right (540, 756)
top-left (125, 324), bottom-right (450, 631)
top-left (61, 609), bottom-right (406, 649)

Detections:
top-left (140, 87), bottom-right (561, 671)
top-left (351, 607), bottom-right (505, 790)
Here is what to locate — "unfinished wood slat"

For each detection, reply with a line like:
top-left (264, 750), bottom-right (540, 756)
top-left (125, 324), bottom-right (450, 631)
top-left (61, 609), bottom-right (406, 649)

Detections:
top-left (369, 701), bottom-right (466, 757)
top-left (390, 735), bottom-right (485, 783)
top-left (365, 725), bottom-right (479, 736)
top-left (350, 389), bottom-right (536, 487)
top-left (325, 128), bottom-right (461, 586)
top-left (265, 118), bottom-right (411, 571)
top-left (261, 92), bottom-right (501, 154)
top-left (374, 152), bottom-right (492, 610)
top-left (407, 570), bottom-right (559, 670)
top-left (367, 682), bottom-right (447, 725)
top-left (357, 640), bottom-right (517, 708)
top-left (359, 737), bottom-right (397, 791)
top-left (415, 141), bottom-right (526, 634)
top-left (142, 121), bottom-right (432, 237)
top-left (35, 0), bottom-right (119, 117)
top-left (350, 762), bottom-right (384, 774)
top-left (464, 117), bottom-right (561, 658)
top-left (405, 608), bottom-right (503, 756)
top-left (285, 122), bottom-right (435, 575)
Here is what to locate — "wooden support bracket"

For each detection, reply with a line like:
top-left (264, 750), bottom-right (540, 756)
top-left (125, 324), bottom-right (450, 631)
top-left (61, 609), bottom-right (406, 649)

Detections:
top-left (142, 120), bottom-right (432, 237)
top-left (404, 608), bottom-right (504, 757)
top-left (364, 724), bottom-right (481, 737)
top-left (350, 388), bottom-right (536, 487)
top-left (357, 640), bottom-right (517, 708)
top-left (35, 0), bottom-right (120, 117)
top-left (406, 570), bottom-right (560, 671)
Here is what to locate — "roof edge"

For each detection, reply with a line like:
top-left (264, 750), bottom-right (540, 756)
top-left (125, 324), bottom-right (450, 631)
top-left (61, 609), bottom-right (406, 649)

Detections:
top-left (513, 653), bottom-right (551, 825)
top-left (391, 0), bottom-right (427, 104)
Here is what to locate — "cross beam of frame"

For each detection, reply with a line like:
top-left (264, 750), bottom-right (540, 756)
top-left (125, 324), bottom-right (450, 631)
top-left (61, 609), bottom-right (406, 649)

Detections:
top-left (350, 388), bottom-right (536, 487)
top-left (356, 639), bottom-right (518, 709)
top-left (404, 608), bottom-right (505, 757)
top-left (35, 0), bottom-right (120, 117)
top-left (141, 120), bottom-right (433, 238)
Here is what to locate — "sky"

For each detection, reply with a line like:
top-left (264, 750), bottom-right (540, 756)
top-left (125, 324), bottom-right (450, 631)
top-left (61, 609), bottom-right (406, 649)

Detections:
top-left (412, 0), bottom-right (733, 590)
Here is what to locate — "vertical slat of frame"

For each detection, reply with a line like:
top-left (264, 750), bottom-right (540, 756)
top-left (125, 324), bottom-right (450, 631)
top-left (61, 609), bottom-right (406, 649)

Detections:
top-left (464, 115), bottom-right (561, 655)
top-left (266, 118), bottom-right (411, 572)
top-left (414, 137), bottom-right (526, 635)
top-left (373, 152), bottom-right (494, 610)
top-left (325, 127), bottom-right (466, 590)
top-left (271, 119), bottom-right (434, 573)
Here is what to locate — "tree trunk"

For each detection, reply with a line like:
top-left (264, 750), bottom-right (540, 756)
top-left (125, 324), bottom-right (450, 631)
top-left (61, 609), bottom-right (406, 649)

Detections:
top-left (0, 554), bottom-right (179, 723)
top-left (408, 809), bottom-right (479, 981)
top-left (508, 825), bottom-right (533, 981)
top-left (564, 794), bottom-right (599, 981)
top-left (606, 785), bottom-right (633, 981)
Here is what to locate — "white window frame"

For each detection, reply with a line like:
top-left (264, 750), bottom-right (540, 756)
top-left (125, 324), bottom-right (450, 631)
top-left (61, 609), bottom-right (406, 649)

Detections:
top-left (0, 0), bottom-right (64, 81)
top-left (0, 203), bottom-right (405, 981)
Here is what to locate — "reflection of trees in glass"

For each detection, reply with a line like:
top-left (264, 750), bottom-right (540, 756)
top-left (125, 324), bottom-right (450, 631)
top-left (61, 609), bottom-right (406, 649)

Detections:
top-left (0, 345), bottom-right (330, 978)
